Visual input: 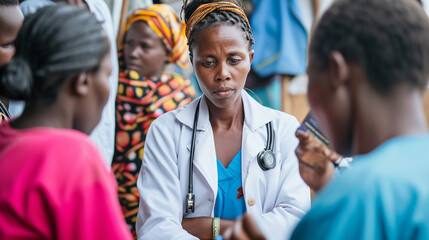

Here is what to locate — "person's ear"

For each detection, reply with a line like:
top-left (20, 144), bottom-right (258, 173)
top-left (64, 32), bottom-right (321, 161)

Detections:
top-left (249, 50), bottom-right (254, 64)
top-left (328, 51), bottom-right (349, 88)
top-left (72, 72), bottom-right (90, 97)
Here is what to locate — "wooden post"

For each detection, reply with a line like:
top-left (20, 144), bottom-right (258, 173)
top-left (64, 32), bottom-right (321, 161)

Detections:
top-left (280, 76), bottom-right (309, 122)
top-left (424, 89), bottom-right (429, 126)
top-left (116, 0), bottom-right (129, 49)
top-left (312, 0), bottom-right (320, 20)
top-left (281, 76), bottom-right (293, 114)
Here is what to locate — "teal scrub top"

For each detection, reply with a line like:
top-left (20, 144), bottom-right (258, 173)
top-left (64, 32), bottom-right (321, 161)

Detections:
top-left (214, 149), bottom-right (246, 220)
top-left (292, 135), bottom-right (429, 240)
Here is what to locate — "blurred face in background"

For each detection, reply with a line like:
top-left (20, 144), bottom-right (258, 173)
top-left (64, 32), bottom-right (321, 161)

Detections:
top-left (123, 21), bottom-right (169, 78)
top-left (0, 5), bottom-right (23, 66)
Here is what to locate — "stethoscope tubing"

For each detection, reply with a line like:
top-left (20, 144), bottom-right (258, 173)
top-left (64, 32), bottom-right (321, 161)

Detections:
top-left (186, 97), bottom-right (275, 213)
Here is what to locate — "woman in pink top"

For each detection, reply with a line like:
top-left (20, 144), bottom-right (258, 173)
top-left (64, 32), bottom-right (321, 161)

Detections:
top-left (0, 4), bottom-right (132, 240)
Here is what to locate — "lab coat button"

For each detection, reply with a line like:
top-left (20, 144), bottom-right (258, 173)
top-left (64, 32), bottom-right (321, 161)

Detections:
top-left (247, 198), bottom-right (255, 206)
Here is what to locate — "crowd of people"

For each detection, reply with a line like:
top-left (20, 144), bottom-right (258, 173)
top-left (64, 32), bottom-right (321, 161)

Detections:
top-left (0, 0), bottom-right (428, 239)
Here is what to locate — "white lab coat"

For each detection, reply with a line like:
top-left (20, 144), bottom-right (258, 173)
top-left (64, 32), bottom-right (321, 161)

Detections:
top-left (136, 91), bottom-right (310, 240)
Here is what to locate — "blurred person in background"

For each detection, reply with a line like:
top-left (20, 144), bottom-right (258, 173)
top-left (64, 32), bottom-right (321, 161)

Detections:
top-left (0, 5), bottom-right (132, 239)
top-left (112, 4), bottom-right (195, 237)
top-left (10, 0), bottom-right (119, 169)
top-left (0, 0), bottom-right (23, 123)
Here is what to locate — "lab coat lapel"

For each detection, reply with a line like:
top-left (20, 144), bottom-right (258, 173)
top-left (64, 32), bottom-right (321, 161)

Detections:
top-left (182, 97), bottom-right (218, 195)
top-left (241, 124), bottom-right (266, 180)
top-left (191, 126), bottom-right (218, 196)
top-left (176, 96), bottom-right (209, 131)
top-left (242, 90), bottom-right (275, 131)
top-left (241, 91), bottom-right (276, 180)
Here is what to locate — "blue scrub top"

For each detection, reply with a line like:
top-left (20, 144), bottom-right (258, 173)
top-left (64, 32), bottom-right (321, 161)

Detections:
top-left (214, 149), bottom-right (246, 220)
top-left (292, 135), bottom-right (429, 239)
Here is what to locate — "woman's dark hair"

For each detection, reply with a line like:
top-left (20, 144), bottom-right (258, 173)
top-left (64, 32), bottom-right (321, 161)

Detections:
top-left (0, 4), bottom-right (109, 102)
top-left (182, 0), bottom-right (254, 52)
top-left (0, 0), bottom-right (19, 6)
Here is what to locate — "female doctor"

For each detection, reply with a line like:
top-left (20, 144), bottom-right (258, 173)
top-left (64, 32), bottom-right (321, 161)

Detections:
top-left (135, 1), bottom-right (310, 239)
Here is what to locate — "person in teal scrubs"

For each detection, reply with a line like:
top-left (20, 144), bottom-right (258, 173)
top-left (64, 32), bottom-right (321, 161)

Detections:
top-left (221, 0), bottom-right (429, 239)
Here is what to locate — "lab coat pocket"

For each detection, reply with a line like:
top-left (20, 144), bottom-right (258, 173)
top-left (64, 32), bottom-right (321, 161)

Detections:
top-left (244, 150), bottom-right (281, 214)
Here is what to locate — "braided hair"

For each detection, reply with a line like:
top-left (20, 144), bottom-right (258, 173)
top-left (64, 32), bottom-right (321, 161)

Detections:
top-left (182, 0), bottom-right (254, 52)
top-left (0, 4), bottom-right (109, 102)
top-left (0, 0), bottom-right (19, 6)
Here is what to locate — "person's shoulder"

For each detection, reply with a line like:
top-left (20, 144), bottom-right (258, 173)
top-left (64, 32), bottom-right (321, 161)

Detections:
top-left (312, 152), bottom-right (402, 210)
top-left (39, 129), bottom-right (108, 180)
top-left (24, 128), bottom-right (101, 163)
top-left (247, 94), bottom-right (299, 125)
top-left (352, 135), bottom-right (429, 174)
top-left (2, 127), bottom-right (106, 178)
top-left (40, 128), bottom-right (93, 147)
top-left (274, 109), bottom-right (299, 125)
top-left (4, 126), bottom-right (89, 145)
top-left (298, 166), bottom-right (376, 227)
top-left (348, 135), bottom-right (429, 194)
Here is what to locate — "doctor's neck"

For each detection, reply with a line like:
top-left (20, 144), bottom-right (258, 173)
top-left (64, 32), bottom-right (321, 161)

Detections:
top-left (206, 96), bottom-right (244, 131)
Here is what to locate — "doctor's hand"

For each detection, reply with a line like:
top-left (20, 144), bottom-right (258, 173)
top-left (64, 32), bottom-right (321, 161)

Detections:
top-left (182, 217), bottom-right (235, 240)
top-left (222, 213), bottom-right (266, 240)
top-left (295, 129), bottom-right (338, 192)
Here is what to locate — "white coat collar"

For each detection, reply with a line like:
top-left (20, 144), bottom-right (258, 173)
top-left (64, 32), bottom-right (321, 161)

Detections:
top-left (175, 90), bottom-right (276, 132)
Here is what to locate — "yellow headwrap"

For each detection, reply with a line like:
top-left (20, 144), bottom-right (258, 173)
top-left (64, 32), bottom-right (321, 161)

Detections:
top-left (185, 1), bottom-right (252, 40)
top-left (124, 4), bottom-right (188, 68)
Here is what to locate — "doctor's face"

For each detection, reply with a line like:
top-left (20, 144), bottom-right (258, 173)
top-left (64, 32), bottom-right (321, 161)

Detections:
top-left (191, 25), bottom-right (254, 109)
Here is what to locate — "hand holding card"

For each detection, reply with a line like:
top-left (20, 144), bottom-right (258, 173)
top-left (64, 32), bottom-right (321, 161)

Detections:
top-left (295, 112), bottom-right (339, 192)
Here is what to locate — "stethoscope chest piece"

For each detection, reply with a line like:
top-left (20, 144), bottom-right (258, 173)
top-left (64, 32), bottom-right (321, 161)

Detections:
top-left (256, 121), bottom-right (276, 171)
top-left (257, 149), bottom-right (276, 171)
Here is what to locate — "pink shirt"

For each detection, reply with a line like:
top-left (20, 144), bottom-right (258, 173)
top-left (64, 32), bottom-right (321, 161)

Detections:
top-left (0, 121), bottom-right (132, 240)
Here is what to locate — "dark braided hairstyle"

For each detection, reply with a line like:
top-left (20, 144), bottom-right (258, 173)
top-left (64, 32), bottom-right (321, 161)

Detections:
top-left (0, 0), bottom-right (19, 6)
top-left (182, 0), bottom-right (254, 52)
top-left (0, 4), bottom-right (109, 102)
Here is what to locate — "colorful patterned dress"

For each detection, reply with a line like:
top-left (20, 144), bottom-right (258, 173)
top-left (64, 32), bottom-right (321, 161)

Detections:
top-left (112, 4), bottom-right (194, 237)
top-left (112, 53), bottom-right (195, 238)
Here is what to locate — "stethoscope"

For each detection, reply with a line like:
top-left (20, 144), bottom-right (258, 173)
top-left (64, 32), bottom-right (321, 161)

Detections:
top-left (185, 98), bottom-right (276, 213)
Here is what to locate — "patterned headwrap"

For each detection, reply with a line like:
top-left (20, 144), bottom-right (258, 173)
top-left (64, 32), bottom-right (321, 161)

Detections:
top-left (185, 1), bottom-right (252, 39)
top-left (124, 4), bottom-right (188, 68)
